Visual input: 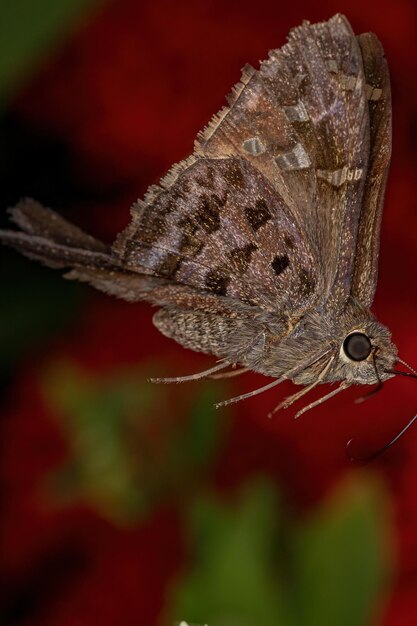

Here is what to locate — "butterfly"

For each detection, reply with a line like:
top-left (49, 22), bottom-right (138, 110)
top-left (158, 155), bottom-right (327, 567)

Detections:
top-left (1, 14), bottom-right (416, 451)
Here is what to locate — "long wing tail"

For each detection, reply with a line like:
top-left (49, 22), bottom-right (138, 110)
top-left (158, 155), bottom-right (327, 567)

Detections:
top-left (0, 198), bottom-right (115, 267)
top-left (0, 198), bottom-right (161, 302)
top-left (0, 198), bottom-right (255, 318)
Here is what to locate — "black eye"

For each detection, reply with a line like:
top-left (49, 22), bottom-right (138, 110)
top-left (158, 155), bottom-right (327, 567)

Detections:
top-left (343, 332), bottom-right (372, 361)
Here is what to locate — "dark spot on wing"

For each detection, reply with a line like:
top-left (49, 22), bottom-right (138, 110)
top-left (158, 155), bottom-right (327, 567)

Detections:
top-left (299, 268), bottom-right (316, 297)
top-left (139, 207), bottom-right (166, 245)
top-left (195, 164), bottom-right (215, 189)
top-left (271, 254), bottom-right (290, 276)
top-left (125, 239), bottom-right (136, 254)
top-left (140, 186), bottom-right (191, 244)
top-left (135, 189), bottom-right (184, 248)
top-left (157, 253), bottom-right (182, 279)
top-left (161, 199), bottom-right (177, 216)
top-left (228, 242), bottom-right (258, 273)
top-left (245, 199), bottom-right (272, 231)
top-left (194, 194), bottom-right (223, 233)
top-left (205, 268), bottom-right (230, 296)
top-left (179, 178), bottom-right (191, 194)
top-left (222, 160), bottom-right (246, 189)
top-left (179, 233), bottom-right (203, 257)
top-left (161, 188), bottom-right (187, 215)
top-left (178, 215), bottom-right (198, 235)
top-left (283, 233), bottom-right (295, 250)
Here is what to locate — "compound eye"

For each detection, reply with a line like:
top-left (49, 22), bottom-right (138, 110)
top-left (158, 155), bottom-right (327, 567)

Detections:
top-left (343, 332), bottom-right (372, 362)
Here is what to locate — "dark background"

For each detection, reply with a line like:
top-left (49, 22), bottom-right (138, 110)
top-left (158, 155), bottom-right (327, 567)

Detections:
top-left (0, 1), bottom-right (417, 625)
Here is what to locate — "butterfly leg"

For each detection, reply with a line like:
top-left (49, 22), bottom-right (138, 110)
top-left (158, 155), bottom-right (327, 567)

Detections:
top-left (294, 382), bottom-right (350, 419)
top-left (268, 356), bottom-right (335, 417)
top-left (149, 359), bottom-right (231, 384)
top-left (215, 348), bottom-right (334, 408)
top-left (215, 377), bottom-right (285, 408)
top-left (209, 366), bottom-right (250, 380)
top-left (397, 357), bottom-right (417, 377)
top-left (268, 381), bottom-right (320, 417)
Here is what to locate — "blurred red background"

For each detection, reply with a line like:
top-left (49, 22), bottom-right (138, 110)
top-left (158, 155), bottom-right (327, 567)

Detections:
top-left (0, 1), bottom-right (417, 625)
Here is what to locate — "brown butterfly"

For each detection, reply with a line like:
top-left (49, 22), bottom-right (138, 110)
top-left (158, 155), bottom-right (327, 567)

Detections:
top-left (1, 14), bottom-right (416, 454)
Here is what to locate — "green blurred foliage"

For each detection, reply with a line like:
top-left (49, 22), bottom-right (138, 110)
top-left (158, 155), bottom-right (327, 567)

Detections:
top-left (173, 481), bottom-right (293, 626)
top-left (0, 0), bottom-right (104, 106)
top-left (171, 476), bottom-right (391, 626)
top-left (38, 361), bottom-right (391, 625)
top-left (42, 361), bottom-right (229, 524)
top-left (291, 476), bottom-right (388, 626)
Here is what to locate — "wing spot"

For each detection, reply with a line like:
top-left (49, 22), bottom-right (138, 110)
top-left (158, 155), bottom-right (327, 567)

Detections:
top-left (275, 143), bottom-right (311, 170)
top-left (317, 166), bottom-right (363, 187)
top-left (326, 61), bottom-right (361, 91)
top-left (139, 210), bottom-right (166, 245)
top-left (162, 188), bottom-right (187, 214)
top-left (157, 253), bottom-right (182, 279)
top-left (365, 84), bottom-right (382, 101)
top-left (327, 59), bottom-right (338, 73)
top-left (194, 164), bottom-right (216, 189)
top-left (205, 269), bottom-right (230, 296)
top-left (339, 74), bottom-right (359, 91)
top-left (242, 137), bottom-right (266, 156)
top-left (228, 242), bottom-right (258, 273)
top-left (179, 233), bottom-right (203, 257)
top-left (271, 254), bottom-right (290, 276)
top-left (178, 215), bottom-right (198, 235)
top-left (195, 194), bottom-right (222, 233)
top-left (283, 233), bottom-right (295, 250)
top-left (222, 160), bottom-right (246, 189)
top-left (284, 101), bottom-right (309, 122)
top-left (294, 72), bottom-right (306, 87)
top-left (244, 199), bottom-right (272, 231)
top-left (299, 268), bottom-right (316, 297)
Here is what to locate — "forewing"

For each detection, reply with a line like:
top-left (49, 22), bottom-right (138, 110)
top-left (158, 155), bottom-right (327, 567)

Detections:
top-left (195, 14), bottom-right (371, 312)
top-left (113, 156), bottom-right (318, 316)
top-left (0, 15), bottom-right (391, 370)
top-left (351, 32), bottom-right (391, 307)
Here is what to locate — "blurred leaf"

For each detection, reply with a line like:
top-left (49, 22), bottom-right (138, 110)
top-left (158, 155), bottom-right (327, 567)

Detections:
top-left (173, 480), bottom-right (294, 626)
top-left (291, 475), bottom-right (389, 626)
top-left (171, 475), bottom-right (390, 626)
top-left (0, 0), bottom-right (104, 106)
top-left (170, 383), bottom-right (226, 472)
top-left (44, 363), bottom-right (157, 523)
top-left (42, 363), bottom-right (228, 524)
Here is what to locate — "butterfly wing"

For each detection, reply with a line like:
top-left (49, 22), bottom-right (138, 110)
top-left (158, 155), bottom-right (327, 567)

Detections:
top-left (350, 33), bottom-right (391, 307)
top-left (113, 155), bottom-right (319, 318)
top-left (0, 15), bottom-right (391, 365)
top-left (195, 14), bottom-right (388, 313)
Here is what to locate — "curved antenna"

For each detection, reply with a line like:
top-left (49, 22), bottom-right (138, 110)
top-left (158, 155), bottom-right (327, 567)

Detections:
top-left (347, 413), bottom-right (417, 462)
top-left (354, 384), bottom-right (383, 404)
top-left (385, 369), bottom-right (417, 379)
top-left (397, 357), bottom-right (417, 377)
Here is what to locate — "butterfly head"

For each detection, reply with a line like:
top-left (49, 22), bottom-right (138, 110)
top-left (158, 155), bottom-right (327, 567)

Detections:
top-left (335, 319), bottom-right (397, 385)
top-left (284, 306), bottom-right (398, 387)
